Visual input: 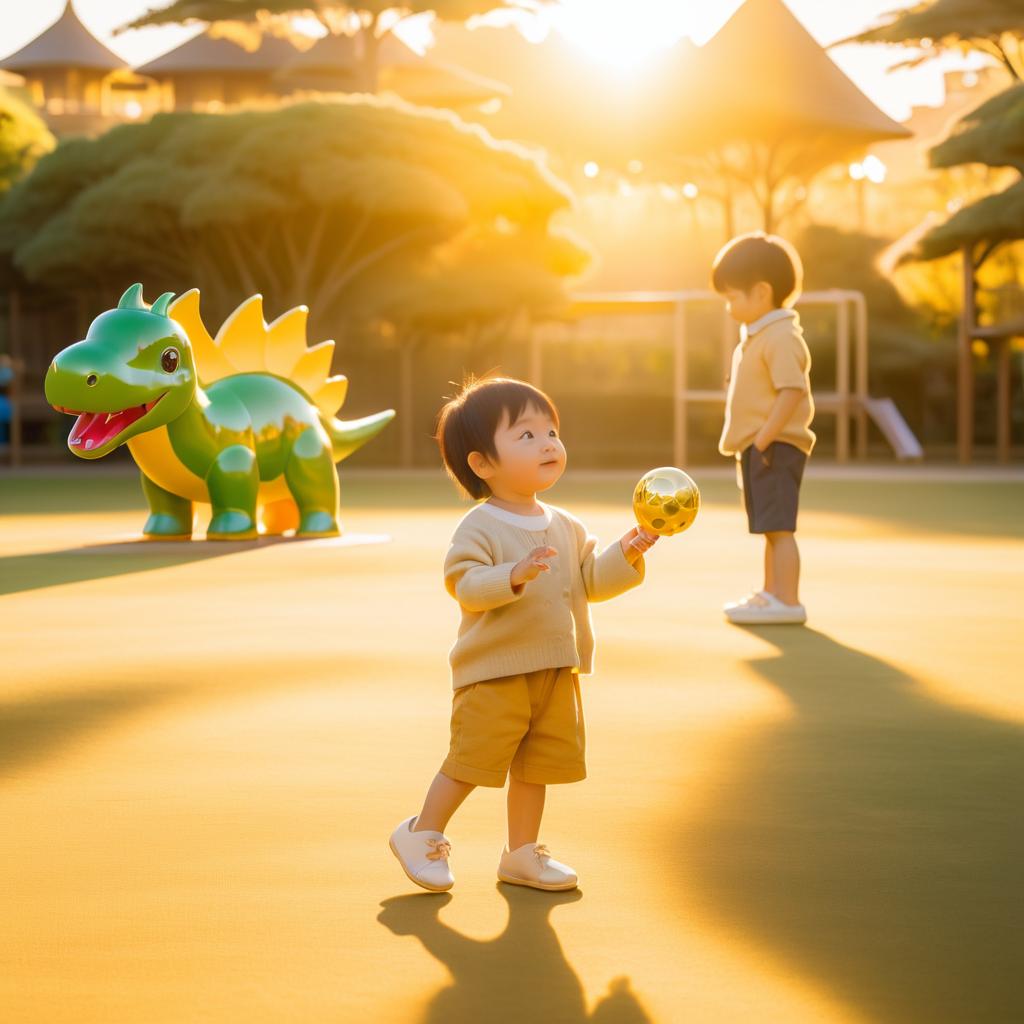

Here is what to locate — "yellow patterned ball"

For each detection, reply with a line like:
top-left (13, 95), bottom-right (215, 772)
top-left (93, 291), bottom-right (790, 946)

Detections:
top-left (632, 466), bottom-right (700, 536)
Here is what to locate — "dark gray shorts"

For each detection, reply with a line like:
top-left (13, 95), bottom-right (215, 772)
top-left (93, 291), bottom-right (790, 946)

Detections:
top-left (739, 441), bottom-right (807, 534)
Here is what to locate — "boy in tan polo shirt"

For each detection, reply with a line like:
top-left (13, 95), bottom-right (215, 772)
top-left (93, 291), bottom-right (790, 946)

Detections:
top-left (712, 232), bottom-right (815, 625)
top-left (388, 375), bottom-right (658, 893)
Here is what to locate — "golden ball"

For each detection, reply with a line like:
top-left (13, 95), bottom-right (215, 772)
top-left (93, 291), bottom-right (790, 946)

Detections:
top-left (632, 466), bottom-right (700, 537)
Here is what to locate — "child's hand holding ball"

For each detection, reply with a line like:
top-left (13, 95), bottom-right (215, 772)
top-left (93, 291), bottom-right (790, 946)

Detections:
top-left (621, 525), bottom-right (659, 564)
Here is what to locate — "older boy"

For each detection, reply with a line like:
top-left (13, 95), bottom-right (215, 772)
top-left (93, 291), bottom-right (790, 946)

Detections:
top-left (712, 232), bottom-right (815, 625)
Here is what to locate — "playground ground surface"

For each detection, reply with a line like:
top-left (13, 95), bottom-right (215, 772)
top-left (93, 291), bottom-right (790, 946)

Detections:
top-left (1, 467), bottom-right (1022, 1023)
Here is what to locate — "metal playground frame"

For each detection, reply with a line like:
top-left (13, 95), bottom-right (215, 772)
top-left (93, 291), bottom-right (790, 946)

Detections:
top-left (528, 289), bottom-right (922, 466)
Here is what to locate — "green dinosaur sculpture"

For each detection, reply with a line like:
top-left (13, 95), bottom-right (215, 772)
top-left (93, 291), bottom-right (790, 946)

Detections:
top-left (44, 284), bottom-right (395, 540)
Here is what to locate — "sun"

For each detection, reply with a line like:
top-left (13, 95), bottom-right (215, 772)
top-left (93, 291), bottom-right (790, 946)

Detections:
top-left (550, 0), bottom-right (694, 68)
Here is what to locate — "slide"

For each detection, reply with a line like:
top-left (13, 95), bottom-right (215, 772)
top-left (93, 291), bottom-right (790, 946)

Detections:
top-left (863, 396), bottom-right (924, 461)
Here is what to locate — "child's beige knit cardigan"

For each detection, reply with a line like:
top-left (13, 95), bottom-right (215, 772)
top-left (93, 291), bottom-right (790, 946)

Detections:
top-left (443, 501), bottom-right (645, 689)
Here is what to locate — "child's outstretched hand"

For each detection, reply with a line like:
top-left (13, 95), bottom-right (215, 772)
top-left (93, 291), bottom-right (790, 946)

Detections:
top-left (510, 545), bottom-right (558, 590)
top-left (621, 526), bottom-right (659, 565)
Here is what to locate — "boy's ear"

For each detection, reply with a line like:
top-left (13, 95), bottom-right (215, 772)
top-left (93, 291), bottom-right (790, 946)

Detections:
top-left (467, 450), bottom-right (493, 481)
top-left (752, 280), bottom-right (774, 306)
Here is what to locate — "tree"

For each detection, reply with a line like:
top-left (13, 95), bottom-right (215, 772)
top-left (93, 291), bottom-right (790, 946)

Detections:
top-left (841, 1), bottom-right (1024, 274)
top-left (907, 87), bottom-right (1024, 270)
top-left (343, 215), bottom-right (589, 465)
top-left (119, 1), bottom-right (554, 92)
top-left (838, 0), bottom-right (1024, 81)
top-left (0, 96), bottom-right (582, 314)
top-left (0, 89), bottom-right (54, 194)
top-left (843, 0), bottom-right (1024, 460)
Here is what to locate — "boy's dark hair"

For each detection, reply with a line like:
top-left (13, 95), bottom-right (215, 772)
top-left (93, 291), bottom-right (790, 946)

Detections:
top-left (711, 231), bottom-right (803, 308)
top-left (435, 374), bottom-right (560, 500)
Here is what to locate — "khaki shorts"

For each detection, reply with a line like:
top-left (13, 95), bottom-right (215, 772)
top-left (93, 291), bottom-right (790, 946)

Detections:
top-left (441, 665), bottom-right (586, 787)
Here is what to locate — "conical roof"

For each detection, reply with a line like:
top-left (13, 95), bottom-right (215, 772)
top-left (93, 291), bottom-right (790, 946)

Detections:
top-left (136, 30), bottom-right (298, 76)
top-left (669, 0), bottom-right (910, 150)
top-left (0, 1), bottom-right (127, 73)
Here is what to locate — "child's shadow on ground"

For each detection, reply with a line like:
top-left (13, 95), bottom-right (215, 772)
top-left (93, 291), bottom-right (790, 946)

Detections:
top-left (378, 886), bottom-right (653, 1024)
top-left (682, 626), bottom-right (1023, 1024)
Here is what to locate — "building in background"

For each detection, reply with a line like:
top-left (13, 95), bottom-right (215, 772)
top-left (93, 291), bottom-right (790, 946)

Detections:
top-left (0, 2), bottom-right (506, 136)
top-left (0, 1), bottom-right (151, 134)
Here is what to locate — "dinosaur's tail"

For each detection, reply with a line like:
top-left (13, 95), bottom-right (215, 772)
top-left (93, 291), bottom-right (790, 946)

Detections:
top-left (324, 408), bottom-right (396, 463)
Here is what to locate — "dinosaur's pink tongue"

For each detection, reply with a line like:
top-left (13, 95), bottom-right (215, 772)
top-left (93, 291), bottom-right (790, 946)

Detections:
top-left (69, 405), bottom-right (148, 451)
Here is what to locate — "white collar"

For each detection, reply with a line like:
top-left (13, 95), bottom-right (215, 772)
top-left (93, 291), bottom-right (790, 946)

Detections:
top-left (742, 308), bottom-right (797, 341)
top-left (478, 500), bottom-right (553, 530)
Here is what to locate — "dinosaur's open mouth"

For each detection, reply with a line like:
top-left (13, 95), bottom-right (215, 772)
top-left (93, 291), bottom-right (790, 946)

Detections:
top-left (56, 394), bottom-right (166, 452)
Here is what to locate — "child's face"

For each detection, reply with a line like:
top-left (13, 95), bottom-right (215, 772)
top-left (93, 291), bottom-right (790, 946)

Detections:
top-left (471, 404), bottom-right (566, 497)
top-left (722, 282), bottom-right (775, 324)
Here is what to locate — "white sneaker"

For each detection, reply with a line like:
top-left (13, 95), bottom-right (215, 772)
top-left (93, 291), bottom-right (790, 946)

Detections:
top-left (497, 842), bottom-right (578, 891)
top-left (723, 589), bottom-right (769, 611)
top-left (389, 815), bottom-right (455, 892)
top-left (725, 591), bottom-right (806, 625)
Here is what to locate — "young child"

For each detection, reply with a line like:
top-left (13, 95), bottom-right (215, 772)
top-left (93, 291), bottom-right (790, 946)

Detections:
top-left (389, 375), bottom-right (657, 893)
top-left (712, 231), bottom-right (815, 625)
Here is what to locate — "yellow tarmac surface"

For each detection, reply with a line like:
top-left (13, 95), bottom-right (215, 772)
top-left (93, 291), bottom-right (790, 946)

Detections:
top-left (2, 471), bottom-right (1022, 1023)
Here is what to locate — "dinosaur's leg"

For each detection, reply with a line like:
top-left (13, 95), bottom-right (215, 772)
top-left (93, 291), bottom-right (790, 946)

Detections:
top-left (140, 471), bottom-right (193, 540)
top-left (205, 444), bottom-right (259, 540)
top-left (260, 498), bottom-right (300, 536)
top-left (285, 427), bottom-right (341, 537)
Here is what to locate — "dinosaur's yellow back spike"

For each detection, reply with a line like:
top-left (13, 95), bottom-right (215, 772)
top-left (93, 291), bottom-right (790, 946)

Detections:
top-left (169, 289), bottom-right (236, 384)
top-left (265, 306), bottom-right (311, 378)
top-left (290, 340), bottom-right (335, 398)
top-left (216, 295), bottom-right (268, 372)
top-left (312, 375), bottom-right (349, 418)
top-left (168, 289), bottom-right (341, 400)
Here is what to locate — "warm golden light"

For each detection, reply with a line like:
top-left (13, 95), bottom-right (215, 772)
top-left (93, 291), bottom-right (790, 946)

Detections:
top-left (551, 0), bottom-right (690, 68)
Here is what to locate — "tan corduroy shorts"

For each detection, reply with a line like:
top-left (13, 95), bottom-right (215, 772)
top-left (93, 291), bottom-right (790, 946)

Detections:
top-left (441, 665), bottom-right (586, 787)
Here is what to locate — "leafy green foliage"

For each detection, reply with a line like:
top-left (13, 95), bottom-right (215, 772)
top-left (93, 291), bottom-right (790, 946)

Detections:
top-left (0, 97), bottom-right (584, 332)
top-left (844, 4), bottom-right (1024, 263)
top-left (931, 84), bottom-right (1024, 171)
top-left (839, 0), bottom-right (1024, 79)
top-left (915, 180), bottom-right (1024, 262)
top-left (0, 89), bottom-right (55, 193)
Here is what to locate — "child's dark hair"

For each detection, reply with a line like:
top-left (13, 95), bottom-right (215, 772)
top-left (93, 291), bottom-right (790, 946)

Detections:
top-left (435, 374), bottom-right (560, 500)
top-left (711, 231), bottom-right (803, 308)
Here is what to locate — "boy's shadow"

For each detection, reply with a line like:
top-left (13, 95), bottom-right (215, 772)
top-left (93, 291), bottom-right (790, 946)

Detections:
top-left (378, 886), bottom-right (653, 1024)
top-left (682, 627), bottom-right (1023, 1024)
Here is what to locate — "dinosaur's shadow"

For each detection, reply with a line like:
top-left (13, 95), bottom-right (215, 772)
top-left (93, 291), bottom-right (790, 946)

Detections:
top-left (0, 533), bottom-right (389, 597)
top-left (680, 627), bottom-right (1023, 1024)
top-left (378, 886), bottom-right (653, 1024)
top-left (0, 537), bottom-right (284, 597)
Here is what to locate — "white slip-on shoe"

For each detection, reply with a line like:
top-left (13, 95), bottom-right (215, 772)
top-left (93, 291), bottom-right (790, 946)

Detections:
top-left (389, 815), bottom-right (455, 892)
top-left (725, 591), bottom-right (807, 625)
top-left (497, 842), bottom-right (578, 891)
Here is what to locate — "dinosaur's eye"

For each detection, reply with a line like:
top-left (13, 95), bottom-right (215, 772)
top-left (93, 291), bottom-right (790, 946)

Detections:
top-left (161, 347), bottom-right (179, 373)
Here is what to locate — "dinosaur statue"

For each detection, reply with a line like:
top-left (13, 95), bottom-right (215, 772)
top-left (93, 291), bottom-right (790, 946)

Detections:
top-left (44, 284), bottom-right (395, 540)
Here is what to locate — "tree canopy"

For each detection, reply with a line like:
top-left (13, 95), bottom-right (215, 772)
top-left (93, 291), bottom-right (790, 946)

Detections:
top-left (0, 96), bottom-right (585, 330)
top-left (119, 1), bottom-right (552, 91)
top-left (837, 0), bottom-right (1024, 80)
top-left (0, 89), bottom-right (55, 194)
top-left (910, 84), bottom-right (1024, 265)
top-left (840, 1), bottom-right (1024, 268)
top-left (930, 84), bottom-right (1024, 172)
